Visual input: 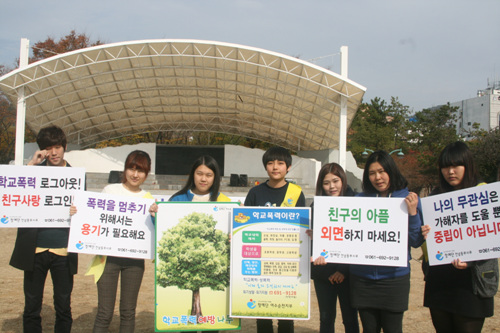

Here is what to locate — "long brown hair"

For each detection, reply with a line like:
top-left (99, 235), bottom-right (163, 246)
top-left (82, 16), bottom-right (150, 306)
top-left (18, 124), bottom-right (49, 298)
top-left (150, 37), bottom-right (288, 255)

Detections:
top-left (122, 150), bottom-right (151, 183)
top-left (315, 163), bottom-right (348, 196)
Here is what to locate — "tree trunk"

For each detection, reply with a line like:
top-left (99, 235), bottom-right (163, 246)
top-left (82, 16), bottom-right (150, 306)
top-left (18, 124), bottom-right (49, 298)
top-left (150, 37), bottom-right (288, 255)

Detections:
top-left (191, 288), bottom-right (202, 318)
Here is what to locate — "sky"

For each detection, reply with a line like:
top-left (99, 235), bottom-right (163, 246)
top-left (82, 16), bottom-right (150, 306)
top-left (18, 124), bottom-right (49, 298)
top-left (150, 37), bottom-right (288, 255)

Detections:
top-left (1, 0), bottom-right (499, 112)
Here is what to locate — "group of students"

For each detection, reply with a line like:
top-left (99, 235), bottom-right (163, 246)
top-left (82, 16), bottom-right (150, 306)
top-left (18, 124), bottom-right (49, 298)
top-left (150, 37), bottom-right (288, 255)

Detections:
top-left (310, 142), bottom-right (497, 333)
top-left (9, 125), bottom-right (497, 333)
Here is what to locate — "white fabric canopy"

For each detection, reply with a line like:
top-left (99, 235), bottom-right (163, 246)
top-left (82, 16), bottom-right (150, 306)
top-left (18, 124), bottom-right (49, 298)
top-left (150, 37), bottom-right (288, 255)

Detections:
top-left (0, 39), bottom-right (366, 151)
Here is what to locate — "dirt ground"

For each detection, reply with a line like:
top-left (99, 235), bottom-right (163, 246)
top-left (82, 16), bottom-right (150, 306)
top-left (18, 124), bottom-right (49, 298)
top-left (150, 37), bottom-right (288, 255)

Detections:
top-left (1, 227), bottom-right (498, 332)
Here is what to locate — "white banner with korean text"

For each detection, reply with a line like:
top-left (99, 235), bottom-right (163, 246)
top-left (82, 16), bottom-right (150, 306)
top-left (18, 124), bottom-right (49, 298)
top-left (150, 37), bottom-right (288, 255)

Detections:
top-left (68, 191), bottom-right (155, 259)
top-left (0, 165), bottom-right (85, 228)
top-left (421, 182), bottom-right (500, 266)
top-left (312, 196), bottom-right (409, 267)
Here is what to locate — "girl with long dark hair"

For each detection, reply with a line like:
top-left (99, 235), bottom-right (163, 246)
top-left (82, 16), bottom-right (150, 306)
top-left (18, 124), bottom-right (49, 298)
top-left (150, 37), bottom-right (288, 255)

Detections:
top-left (312, 163), bottom-right (359, 333)
top-left (169, 155), bottom-right (229, 202)
top-left (351, 151), bottom-right (424, 333)
top-left (422, 142), bottom-right (496, 333)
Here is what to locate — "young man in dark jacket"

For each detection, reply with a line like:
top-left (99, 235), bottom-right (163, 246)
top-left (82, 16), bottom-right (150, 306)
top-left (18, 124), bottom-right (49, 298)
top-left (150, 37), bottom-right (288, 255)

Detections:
top-left (10, 125), bottom-right (78, 333)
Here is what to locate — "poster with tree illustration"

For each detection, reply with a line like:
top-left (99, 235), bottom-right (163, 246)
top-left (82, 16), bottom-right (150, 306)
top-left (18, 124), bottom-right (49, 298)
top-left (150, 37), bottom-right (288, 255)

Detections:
top-left (155, 202), bottom-right (241, 332)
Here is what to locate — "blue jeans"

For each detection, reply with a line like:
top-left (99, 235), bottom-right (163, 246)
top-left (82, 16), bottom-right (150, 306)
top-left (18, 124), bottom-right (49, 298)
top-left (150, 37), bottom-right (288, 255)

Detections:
top-left (23, 251), bottom-right (74, 333)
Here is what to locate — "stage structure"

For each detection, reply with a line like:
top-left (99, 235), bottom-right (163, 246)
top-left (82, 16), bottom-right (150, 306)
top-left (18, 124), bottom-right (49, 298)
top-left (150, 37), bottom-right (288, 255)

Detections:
top-left (0, 39), bottom-right (366, 168)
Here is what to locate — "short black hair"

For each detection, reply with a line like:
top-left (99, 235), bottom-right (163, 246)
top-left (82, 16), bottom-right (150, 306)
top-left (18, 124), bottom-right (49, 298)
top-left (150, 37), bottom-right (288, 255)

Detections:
top-left (36, 125), bottom-right (67, 151)
top-left (362, 150), bottom-right (408, 194)
top-left (262, 146), bottom-right (292, 169)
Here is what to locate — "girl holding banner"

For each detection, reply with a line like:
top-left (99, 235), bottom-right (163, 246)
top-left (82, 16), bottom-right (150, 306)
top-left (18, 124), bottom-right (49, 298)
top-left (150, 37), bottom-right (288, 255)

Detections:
top-left (72, 150), bottom-right (154, 333)
top-left (422, 142), bottom-right (496, 333)
top-left (350, 150), bottom-right (424, 333)
top-left (162, 155), bottom-right (230, 333)
top-left (169, 155), bottom-right (230, 203)
top-left (311, 163), bottom-right (359, 333)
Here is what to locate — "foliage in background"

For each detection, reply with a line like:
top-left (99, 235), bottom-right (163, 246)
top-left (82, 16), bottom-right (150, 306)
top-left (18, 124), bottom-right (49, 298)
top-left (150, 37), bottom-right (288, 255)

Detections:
top-left (93, 131), bottom-right (274, 152)
top-left (349, 98), bottom-right (464, 193)
top-left (0, 65), bottom-right (36, 164)
top-left (469, 127), bottom-right (500, 183)
top-left (29, 30), bottom-right (103, 63)
top-left (2, 29), bottom-right (497, 189)
top-left (0, 31), bottom-right (102, 164)
top-left (406, 103), bottom-right (460, 190)
top-left (394, 151), bottom-right (431, 195)
top-left (348, 97), bottom-right (411, 163)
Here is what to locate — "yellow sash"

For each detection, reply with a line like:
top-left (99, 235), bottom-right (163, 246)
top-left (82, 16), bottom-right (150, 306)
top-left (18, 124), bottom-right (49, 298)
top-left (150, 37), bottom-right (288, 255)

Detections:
top-left (85, 255), bottom-right (108, 283)
top-left (217, 192), bottom-right (231, 202)
top-left (281, 183), bottom-right (302, 207)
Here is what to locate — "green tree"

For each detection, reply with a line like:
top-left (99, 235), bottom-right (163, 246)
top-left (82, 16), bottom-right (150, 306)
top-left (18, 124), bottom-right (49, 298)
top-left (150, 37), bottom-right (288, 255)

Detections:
top-left (156, 212), bottom-right (230, 318)
top-left (0, 81), bottom-right (16, 163)
top-left (348, 97), bottom-right (410, 164)
top-left (469, 127), bottom-right (500, 183)
top-left (394, 150), bottom-right (430, 194)
top-left (30, 30), bottom-right (103, 63)
top-left (407, 103), bottom-right (460, 189)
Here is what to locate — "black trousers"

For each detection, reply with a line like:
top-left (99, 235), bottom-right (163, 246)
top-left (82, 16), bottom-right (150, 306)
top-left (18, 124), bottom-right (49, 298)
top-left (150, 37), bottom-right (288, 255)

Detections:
top-left (358, 308), bottom-right (404, 333)
top-left (314, 277), bottom-right (359, 333)
top-left (257, 319), bottom-right (294, 333)
top-left (23, 251), bottom-right (73, 333)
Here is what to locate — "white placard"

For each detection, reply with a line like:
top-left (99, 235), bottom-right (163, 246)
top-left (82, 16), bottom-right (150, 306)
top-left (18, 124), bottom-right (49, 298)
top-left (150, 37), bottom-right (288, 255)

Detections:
top-left (0, 165), bottom-right (85, 228)
top-left (421, 182), bottom-right (500, 266)
top-left (68, 191), bottom-right (155, 259)
top-left (312, 196), bottom-right (409, 267)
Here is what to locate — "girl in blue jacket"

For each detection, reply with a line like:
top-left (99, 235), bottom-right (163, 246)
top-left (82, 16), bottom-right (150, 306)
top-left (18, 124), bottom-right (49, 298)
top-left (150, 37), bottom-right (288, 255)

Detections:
top-left (167, 155), bottom-right (229, 333)
top-left (351, 150), bottom-right (424, 333)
